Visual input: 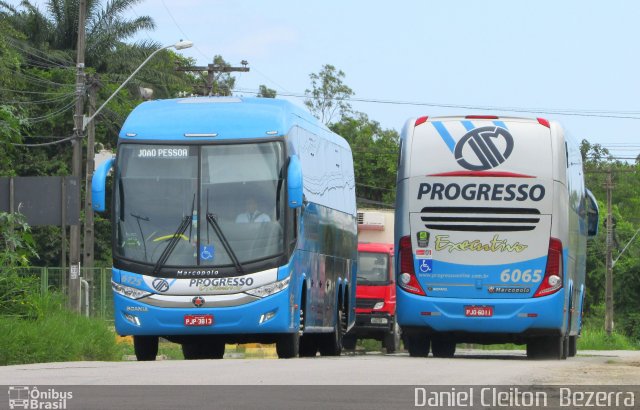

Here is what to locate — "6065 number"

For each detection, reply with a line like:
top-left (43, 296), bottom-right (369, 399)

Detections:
top-left (500, 268), bottom-right (542, 283)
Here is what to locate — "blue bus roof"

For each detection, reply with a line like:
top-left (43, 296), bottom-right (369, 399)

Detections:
top-left (119, 96), bottom-right (343, 145)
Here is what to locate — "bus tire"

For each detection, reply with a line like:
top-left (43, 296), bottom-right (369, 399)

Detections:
top-left (342, 333), bottom-right (357, 350)
top-left (527, 336), bottom-right (567, 360)
top-left (299, 334), bottom-right (319, 357)
top-left (568, 335), bottom-right (578, 357)
top-left (182, 340), bottom-right (225, 359)
top-left (431, 339), bottom-right (456, 358)
top-left (276, 332), bottom-right (299, 359)
top-left (318, 307), bottom-right (344, 356)
top-left (134, 336), bottom-right (159, 361)
top-left (405, 334), bottom-right (430, 357)
top-left (384, 320), bottom-right (401, 354)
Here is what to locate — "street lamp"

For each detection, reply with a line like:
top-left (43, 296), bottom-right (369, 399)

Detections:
top-left (80, 40), bottom-right (193, 294)
top-left (82, 40), bottom-right (193, 130)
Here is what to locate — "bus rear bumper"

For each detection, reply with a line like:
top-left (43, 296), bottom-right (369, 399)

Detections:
top-left (397, 289), bottom-right (566, 340)
top-left (114, 289), bottom-right (295, 337)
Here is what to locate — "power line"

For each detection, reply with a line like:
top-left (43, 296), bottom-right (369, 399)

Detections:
top-left (9, 135), bottom-right (75, 147)
top-left (233, 87), bottom-right (640, 120)
top-left (0, 92), bottom-right (75, 105)
top-left (160, 0), bottom-right (209, 61)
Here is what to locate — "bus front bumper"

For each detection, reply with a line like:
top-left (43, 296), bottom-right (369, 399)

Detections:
top-left (114, 288), bottom-right (295, 336)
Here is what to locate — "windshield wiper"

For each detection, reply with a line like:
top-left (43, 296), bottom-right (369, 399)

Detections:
top-left (206, 212), bottom-right (244, 274)
top-left (152, 215), bottom-right (191, 276)
top-left (130, 213), bottom-right (150, 262)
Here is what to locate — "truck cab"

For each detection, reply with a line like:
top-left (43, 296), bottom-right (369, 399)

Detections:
top-left (344, 210), bottom-right (400, 353)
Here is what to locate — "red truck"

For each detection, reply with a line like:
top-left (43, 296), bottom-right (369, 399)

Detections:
top-left (343, 242), bottom-right (399, 353)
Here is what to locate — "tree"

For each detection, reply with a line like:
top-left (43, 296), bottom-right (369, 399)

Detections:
top-left (0, 1), bottom-right (197, 269)
top-left (304, 64), bottom-right (353, 124)
top-left (257, 84), bottom-right (276, 98)
top-left (0, 0), bottom-right (155, 70)
top-left (330, 113), bottom-right (399, 207)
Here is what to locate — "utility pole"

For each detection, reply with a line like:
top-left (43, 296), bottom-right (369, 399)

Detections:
top-left (83, 75), bottom-right (99, 278)
top-left (176, 59), bottom-right (249, 96)
top-left (70, 0), bottom-right (87, 313)
top-left (604, 169), bottom-right (614, 336)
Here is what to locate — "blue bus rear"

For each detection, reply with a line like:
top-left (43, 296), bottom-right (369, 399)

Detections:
top-left (395, 115), bottom-right (598, 359)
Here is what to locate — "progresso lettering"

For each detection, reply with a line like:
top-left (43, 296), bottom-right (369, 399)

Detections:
top-left (188, 277), bottom-right (254, 287)
top-left (417, 183), bottom-right (545, 202)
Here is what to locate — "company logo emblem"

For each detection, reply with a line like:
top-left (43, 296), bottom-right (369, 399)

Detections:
top-left (152, 278), bottom-right (170, 293)
top-left (454, 126), bottom-right (514, 171)
top-left (417, 231), bottom-right (430, 248)
top-left (192, 296), bottom-right (205, 307)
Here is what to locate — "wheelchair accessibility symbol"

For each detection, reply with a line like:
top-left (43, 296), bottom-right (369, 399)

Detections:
top-left (419, 259), bottom-right (432, 273)
top-left (200, 245), bottom-right (214, 261)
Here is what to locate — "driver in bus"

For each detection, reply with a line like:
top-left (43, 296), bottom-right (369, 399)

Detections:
top-left (235, 197), bottom-right (271, 223)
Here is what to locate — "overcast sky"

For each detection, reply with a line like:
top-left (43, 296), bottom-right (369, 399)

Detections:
top-left (9, 0), bottom-right (640, 159)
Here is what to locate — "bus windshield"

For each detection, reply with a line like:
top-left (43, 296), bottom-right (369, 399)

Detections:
top-left (114, 141), bottom-right (285, 268)
top-left (357, 252), bottom-right (389, 285)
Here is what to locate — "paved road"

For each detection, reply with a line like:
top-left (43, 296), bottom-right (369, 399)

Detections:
top-left (1, 349), bottom-right (639, 386)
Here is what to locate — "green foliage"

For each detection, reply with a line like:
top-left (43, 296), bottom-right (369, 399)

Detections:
top-left (0, 212), bottom-right (38, 269)
top-left (581, 141), bottom-right (640, 341)
top-left (305, 64), bottom-right (354, 124)
top-left (0, 273), bottom-right (41, 318)
top-left (330, 112), bottom-right (399, 207)
top-left (257, 84), bottom-right (277, 98)
top-left (0, 292), bottom-right (120, 365)
top-left (577, 322), bottom-right (638, 350)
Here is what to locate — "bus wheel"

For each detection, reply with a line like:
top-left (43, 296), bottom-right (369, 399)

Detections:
top-left (318, 307), bottom-right (344, 356)
top-left (405, 334), bottom-right (430, 357)
top-left (342, 334), bottom-right (357, 350)
top-left (276, 332), bottom-right (300, 359)
top-left (568, 336), bottom-right (578, 357)
top-left (182, 340), bottom-right (225, 359)
top-left (527, 336), bottom-right (567, 360)
top-left (134, 336), bottom-right (159, 361)
top-left (431, 339), bottom-right (456, 358)
top-left (299, 334), bottom-right (319, 357)
top-left (384, 320), bottom-right (401, 354)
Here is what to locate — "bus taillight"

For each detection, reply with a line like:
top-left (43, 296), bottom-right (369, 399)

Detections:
top-left (534, 237), bottom-right (563, 297)
top-left (398, 235), bottom-right (426, 296)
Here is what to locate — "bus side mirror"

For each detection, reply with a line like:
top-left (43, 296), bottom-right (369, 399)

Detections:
top-left (586, 189), bottom-right (599, 238)
top-left (287, 155), bottom-right (303, 209)
top-left (92, 157), bottom-right (115, 212)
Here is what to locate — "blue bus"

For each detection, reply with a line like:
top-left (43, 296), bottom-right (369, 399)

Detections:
top-left (92, 97), bottom-right (357, 360)
top-left (394, 115), bottom-right (599, 359)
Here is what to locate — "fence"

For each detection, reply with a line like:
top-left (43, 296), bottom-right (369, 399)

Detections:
top-left (15, 267), bottom-right (113, 321)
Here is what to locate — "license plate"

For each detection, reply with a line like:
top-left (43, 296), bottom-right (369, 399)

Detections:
top-left (464, 306), bottom-right (494, 317)
top-left (184, 314), bottom-right (213, 326)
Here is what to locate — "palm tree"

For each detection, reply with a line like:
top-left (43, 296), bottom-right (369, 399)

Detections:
top-left (0, 0), bottom-right (155, 70)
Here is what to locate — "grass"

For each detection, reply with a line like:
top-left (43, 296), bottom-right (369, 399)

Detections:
top-left (459, 323), bottom-right (639, 352)
top-left (0, 294), bottom-right (120, 365)
top-left (576, 323), bottom-right (638, 350)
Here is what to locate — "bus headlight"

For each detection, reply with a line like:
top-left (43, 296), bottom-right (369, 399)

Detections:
top-left (112, 280), bottom-right (151, 300)
top-left (373, 301), bottom-right (385, 310)
top-left (245, 276), bottom-right (291, 298)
